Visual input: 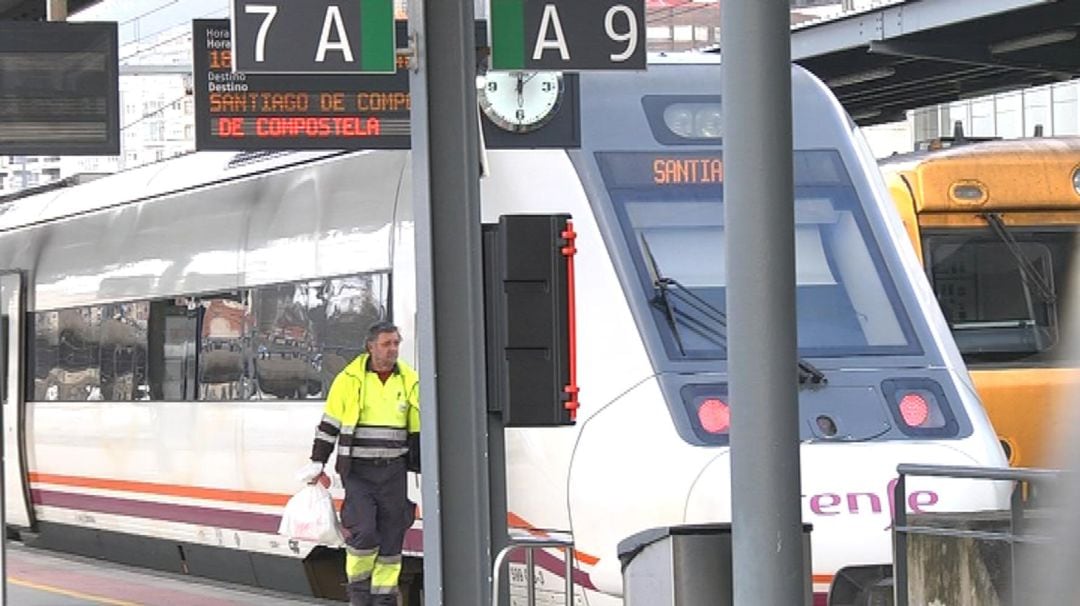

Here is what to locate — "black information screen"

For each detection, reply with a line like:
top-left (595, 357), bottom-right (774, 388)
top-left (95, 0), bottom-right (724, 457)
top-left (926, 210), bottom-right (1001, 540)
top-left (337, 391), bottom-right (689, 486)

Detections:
top-left (193, 19), bottom-right (410, 151)
top-left (0, 21), bottom-right (119, 155)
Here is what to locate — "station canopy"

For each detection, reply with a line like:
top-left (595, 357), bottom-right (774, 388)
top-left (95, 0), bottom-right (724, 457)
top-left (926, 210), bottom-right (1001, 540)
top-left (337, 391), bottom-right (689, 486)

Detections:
top-left (790, 0), bottom-right (1080, 126)
top-left (0, 0), bottom-right (101, 20)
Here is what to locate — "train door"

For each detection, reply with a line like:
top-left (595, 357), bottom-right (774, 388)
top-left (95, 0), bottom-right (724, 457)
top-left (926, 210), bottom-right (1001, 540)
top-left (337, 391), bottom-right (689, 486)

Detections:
top-left (0, 271), bottom-right (33, 529)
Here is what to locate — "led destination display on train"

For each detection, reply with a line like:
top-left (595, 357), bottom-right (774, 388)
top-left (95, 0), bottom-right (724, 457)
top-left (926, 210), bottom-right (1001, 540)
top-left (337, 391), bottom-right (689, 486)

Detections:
top-left (193, 19), bottom-right (410, 150)
top-left (598, 152), bottom-right (724, 187)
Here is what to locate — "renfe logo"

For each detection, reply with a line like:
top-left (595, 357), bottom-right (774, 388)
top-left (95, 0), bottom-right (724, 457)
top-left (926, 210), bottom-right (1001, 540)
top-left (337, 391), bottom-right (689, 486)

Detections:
top-left (806, 478), bottom-right (939, 530)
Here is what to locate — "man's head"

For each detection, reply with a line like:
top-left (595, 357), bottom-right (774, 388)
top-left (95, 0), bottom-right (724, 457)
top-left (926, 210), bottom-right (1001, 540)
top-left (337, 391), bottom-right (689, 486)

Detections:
top-left (365, 320), bottom-right (401, 372)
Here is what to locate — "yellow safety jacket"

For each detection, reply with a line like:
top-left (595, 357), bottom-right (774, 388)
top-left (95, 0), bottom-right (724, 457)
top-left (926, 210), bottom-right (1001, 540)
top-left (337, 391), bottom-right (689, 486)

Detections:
top-left (310, 354), bottom-right (420, 476)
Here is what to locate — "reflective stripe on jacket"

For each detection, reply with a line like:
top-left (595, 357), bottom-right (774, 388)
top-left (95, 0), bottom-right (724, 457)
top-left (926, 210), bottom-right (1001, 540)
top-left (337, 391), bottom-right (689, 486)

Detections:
top-left (310, 353), bottom-right (420, 475)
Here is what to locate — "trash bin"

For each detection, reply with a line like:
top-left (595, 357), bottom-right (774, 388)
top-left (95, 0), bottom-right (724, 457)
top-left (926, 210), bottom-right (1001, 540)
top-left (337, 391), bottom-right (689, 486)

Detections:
top-left (617, 523), bottom-right (813, 605)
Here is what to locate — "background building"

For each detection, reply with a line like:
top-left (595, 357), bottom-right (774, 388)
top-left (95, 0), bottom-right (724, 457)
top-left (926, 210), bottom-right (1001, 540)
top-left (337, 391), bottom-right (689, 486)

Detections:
top-left (912, 81), bottom-right (1080, 142)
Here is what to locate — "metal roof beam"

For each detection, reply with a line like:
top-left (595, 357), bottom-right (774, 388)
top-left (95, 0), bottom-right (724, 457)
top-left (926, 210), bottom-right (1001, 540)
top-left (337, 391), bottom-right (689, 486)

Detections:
top-left (869, 39), bottom-right (1080, 77)
top-left (843, 69), bottom-right (1059, 124)
top-left (839, 67), bottom-right (993, 104)
top-left (792, 0), bottom-right (1058, 60)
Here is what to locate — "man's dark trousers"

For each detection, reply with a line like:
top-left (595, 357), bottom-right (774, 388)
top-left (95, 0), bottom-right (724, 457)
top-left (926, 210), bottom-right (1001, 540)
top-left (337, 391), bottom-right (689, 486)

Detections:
top-left (341, 457), bottom-right (412, 606)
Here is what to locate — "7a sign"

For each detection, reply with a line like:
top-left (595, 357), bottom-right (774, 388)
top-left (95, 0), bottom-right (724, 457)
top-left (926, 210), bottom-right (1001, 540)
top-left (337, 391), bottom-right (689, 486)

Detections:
top-left (231, 0), bottom-right (395, 74)
top-left (489, 0), bottom-right (645, 71)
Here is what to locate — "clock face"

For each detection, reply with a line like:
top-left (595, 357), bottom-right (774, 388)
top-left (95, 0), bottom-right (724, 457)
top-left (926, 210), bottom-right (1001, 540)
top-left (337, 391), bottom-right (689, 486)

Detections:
top-left (479, 71), bottom-right (564, 133)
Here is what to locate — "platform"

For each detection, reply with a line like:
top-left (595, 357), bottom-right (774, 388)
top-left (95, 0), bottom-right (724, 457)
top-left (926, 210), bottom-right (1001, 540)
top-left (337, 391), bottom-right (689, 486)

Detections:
top-left (6, 543), bottom-right (340, 605)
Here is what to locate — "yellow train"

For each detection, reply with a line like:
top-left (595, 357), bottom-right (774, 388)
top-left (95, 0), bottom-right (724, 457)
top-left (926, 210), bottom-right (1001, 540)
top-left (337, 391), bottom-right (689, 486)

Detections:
top-left (880, 135), bottom-right (1080, 467)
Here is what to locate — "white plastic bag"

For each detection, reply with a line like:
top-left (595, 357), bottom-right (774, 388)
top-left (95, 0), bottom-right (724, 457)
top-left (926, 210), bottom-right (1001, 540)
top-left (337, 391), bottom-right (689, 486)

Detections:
top-left (278, 484), bottom-right (345, 547)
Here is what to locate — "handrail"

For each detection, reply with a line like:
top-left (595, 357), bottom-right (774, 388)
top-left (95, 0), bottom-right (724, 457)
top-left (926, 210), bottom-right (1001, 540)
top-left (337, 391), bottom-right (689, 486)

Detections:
top-left (892, 463), bottom-right (1064, 606)
top-left (896, 463), bottom-right (1064, 483)
top-left (491, 535), bottom-right (575, 606)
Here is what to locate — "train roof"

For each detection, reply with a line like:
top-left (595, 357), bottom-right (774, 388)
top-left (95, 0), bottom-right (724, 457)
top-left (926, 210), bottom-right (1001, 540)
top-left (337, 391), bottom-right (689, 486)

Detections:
top-left (0, 150), bottom-right (345, 233)
top-left (880, 136), bottom-right (1080, 169)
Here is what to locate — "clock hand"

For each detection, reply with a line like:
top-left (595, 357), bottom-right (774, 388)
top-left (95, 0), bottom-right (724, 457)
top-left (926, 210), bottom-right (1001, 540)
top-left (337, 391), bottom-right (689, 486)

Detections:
top-left (516, 73), bottom-right (524, 107)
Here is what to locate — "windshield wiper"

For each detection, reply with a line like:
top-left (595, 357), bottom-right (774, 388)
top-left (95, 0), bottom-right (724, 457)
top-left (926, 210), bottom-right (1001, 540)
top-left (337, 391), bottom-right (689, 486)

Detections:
top-left (980, 212), bottom-right (1058, 352)
top-left (640, 235), bottom-right (825, 385)
top-left (798, 359), bottom-right (826, 385)
top-left (641, 235), bottom-right (687, 355)
top-left (981, 212), bottom-right (1055, 304)
top-left (655, 276), bottom-right (729, 349)
top-left (642, 234), bottom-right (729, 354)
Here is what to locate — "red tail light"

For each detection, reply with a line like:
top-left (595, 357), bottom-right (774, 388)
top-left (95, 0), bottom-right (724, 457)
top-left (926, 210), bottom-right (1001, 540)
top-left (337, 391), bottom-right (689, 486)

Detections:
top-left (898, 392), bottom-right (931, 427)
top-left (698, 398), bottom-right (731, 434)
top-left (883, 379), bottom-right (957, 437)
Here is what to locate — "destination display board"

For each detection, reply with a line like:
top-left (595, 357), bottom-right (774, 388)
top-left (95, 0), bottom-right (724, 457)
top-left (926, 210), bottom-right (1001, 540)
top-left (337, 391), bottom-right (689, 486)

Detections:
top-left (193, 19), bottom-right (409, 151)
top-left (0, 21), bottom-right (119, 155)
top-left (597, 152), bottom-right (724, 187)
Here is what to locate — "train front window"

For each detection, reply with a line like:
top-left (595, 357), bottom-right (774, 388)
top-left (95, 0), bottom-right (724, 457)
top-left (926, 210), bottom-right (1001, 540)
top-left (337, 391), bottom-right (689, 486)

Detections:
top-left (598, 149), bottom-right (917, 360)
top-left (924, 227), bottom-right (1080, 366)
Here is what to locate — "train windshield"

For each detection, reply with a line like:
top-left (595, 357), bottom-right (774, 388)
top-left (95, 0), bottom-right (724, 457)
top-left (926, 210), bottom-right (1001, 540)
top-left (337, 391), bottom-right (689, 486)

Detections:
top-left (598, 149), bottom-right (918, 360)
top-left (923, 226), bottom-right (1080, 366)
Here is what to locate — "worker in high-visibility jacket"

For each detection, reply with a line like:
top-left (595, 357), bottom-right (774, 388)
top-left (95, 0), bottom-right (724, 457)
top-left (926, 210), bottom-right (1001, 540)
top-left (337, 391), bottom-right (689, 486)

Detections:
top-left (298, 320), bottom-right (420, 606)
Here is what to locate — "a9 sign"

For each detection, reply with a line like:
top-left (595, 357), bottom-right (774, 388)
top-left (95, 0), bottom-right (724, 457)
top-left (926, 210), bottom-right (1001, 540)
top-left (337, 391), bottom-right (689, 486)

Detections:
top-left (499, 0), bottom-right (645, 71)
top-left (605, 4), bottom-right (638, 62)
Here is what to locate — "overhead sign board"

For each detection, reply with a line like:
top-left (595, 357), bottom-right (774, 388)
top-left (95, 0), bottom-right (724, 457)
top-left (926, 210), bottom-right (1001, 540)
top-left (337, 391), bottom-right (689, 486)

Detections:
top-left (230, 0), bottom-right (395, 73)
top-left (195, 19), bottom-right (580, 151)
top-left (194, 19), bottom-right (409, 151)
top-left (0, 21), bottom-right (119, 156)
top-left (489, 0), bottom-right (646, 71)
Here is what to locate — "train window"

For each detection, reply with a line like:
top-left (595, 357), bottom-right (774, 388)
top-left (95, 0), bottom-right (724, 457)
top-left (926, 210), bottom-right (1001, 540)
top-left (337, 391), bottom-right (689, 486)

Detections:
top-left (318, 275), bottom-right (388, 390)
top-left (31, 312), bottom-right (59, 400)
top-left (57, 308), bottom-right (102, 400)
top-left (924, 228), bottom-right (1080, 365)
top-left (250, 274), bottom-right (387, 400)
top-left (598, 149), bottom-right (919, 360)
top-left (152, 299), bottom-right (198, 401)
top-left (33, 307), bottom-right (102, 400)
top-left (32, 303), bottom-right (150, 401)
top-left (251, 282), bottom-right (322, 400)
top-left (28, 272), bottom-right (389, 402)
top-left (199, 296), bottom-right (249, 401)
top-left (638, 226), bottom-right (835, 288)
top-left (99, 302), bottom-right (149, 401)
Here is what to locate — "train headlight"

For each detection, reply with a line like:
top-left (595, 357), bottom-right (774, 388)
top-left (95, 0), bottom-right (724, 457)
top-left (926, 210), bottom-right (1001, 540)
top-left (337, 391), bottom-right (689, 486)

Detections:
top-left (662, 103), bottom-right (723, 139)
top-left (664, 106), bottom-right (695, 138)
top-left (949, 181), bottom-right (988, 204)
top-left (882, 379), bottom-right (959, 437)
top-left (1072, 166), bottom-right (1080, 195)
top-left (694, 107), bottom-right (723, 138)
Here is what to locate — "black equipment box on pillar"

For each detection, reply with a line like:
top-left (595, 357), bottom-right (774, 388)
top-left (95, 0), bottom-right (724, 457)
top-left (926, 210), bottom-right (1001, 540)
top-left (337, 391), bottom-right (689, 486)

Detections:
top-left (483, 214), bottom-right (579, 427)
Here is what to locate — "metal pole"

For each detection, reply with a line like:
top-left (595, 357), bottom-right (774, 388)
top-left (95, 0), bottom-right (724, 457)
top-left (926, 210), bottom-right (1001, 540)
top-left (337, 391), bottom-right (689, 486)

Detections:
top-left (893, 473), bottom-right (908, 606)
top-left (408, 0), bottom-right (492, 604)
top-left (525, 549), bottom-right (536, 605)
top-left (722, 0), bottom-right (806, 604)
top-left (488, 411), bottom-right (510, 606)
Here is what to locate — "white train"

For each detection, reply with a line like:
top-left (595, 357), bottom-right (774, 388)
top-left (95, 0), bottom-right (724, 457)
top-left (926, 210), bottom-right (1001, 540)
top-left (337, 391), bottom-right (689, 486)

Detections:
top-left (0, 58), bottom-right (1007, 605)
